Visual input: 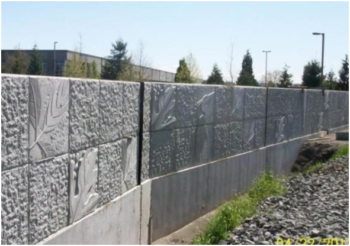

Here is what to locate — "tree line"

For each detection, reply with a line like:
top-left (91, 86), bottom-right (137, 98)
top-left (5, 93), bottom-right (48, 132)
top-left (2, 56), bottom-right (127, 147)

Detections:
top-left (2, 39), bottom-right (348, 91)
top-left (174, 49), bottom-right (348, 91)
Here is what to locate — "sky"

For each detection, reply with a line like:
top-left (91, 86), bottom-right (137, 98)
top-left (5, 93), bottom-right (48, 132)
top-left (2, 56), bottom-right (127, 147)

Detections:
top-left (1, 1), bottom-right (349, 83)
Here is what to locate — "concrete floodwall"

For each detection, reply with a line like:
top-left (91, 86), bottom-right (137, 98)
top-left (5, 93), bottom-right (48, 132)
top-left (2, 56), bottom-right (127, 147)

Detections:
top-left (1, 74), bottom-right (349, 245)
top-left (1, 75), bottom-right (140, 245)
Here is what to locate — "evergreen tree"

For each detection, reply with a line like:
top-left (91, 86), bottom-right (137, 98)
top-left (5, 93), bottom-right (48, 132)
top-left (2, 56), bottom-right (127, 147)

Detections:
top-left (206, 64), bottom-right (224, 85)
top-left (101, 39), bottom-right (132, 80)
top-left (277, 65), bottom-right (293, 88)
top-left (86, 60), bottom-right (100, 79)
top-left (27, 44), bottom-right (44, 75)
top-left (174, 59), bottom-right (192, 83)
top-left (302, 60), bottom-right (322, 88)
top-left (62, 53), bottom-right (85, 78)
top-left (2, 48), bottom-right (29, 74)
top-left (323, 70), bottom-right (337, 90)
top-left (236, 50), bottom-right (258, 86)
top-left (338, 55), bottom-right (349, 91)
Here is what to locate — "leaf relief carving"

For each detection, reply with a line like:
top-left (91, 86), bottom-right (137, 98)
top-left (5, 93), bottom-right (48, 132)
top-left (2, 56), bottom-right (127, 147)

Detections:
top-left (29, 80), bottom-right (69, 159)
top-left (122, 138), bottom-right (137, 191)
top-left (231, 91), bottom-right (243, 116)
top-left (275, 116), bottom-right (286, 143)
top-left (70, 148), bottom-right (100, 223)
top-left (153, 86), bottom-right (176, 130)
top-left (197, 92), bottom-right (214, 124)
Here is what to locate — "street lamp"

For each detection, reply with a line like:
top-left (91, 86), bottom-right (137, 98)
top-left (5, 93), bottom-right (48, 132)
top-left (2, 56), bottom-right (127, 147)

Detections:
top-left (312, 32), bottom-right (325, 81)
top-left (262, 50), bottom-right (271, 87)
top-left (54, 41), bottom-right (58, 76)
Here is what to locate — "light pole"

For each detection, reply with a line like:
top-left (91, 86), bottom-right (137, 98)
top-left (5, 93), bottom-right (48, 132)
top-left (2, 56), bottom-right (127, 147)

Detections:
top-left (53, 41), bottom-right (58, 76)
top-left (312, 32), bottom-right (325, 81)
top-left (262, 50), bottom-right (271, 87)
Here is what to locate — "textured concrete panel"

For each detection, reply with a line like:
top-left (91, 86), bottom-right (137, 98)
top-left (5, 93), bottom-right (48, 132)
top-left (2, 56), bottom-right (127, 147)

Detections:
top-left (305, 90), bottom-right (324, 113)
top-left (231, 87), bottom-right (244, 121)
top-left (98, 142), bottom-right (122, 206)
top-left (288, 89), bottom-right (304, 114)
top-left (99, 80), bottom-right (123, 143)
top-left (141, 132), bottom-right (150, 182)
top-left (215, 86), bottom-right (232, 123)
top-left (151, 165), bottom-right (209, 242)
top-left (121, 137), bottom-right (138, 193)
top-left (149, 130), bottom-right (175, 178)
top-left (1, 165), bottom-right (28, 245)
top-left (175, 85), bottom-right (197, 127)
top-left (123, 82), bottom-right (140, 137)
top-left (29, 154), bottom-right (69, 244)
top-left (151, 84), bottom-right (176, 131)
top-left (228, 121), bottom-right (244, 156)
top-left (305, 111), bottom-right (324, 135)
top-left (266, 116), bottom-right (288, 145)
top-left (40, 187), bottom-right (141, 245)
top-left (174, 127), bottom-right (196, 171)
top-left (267, 88), bottom-right (288, 117)
top-left (195, 125), bottom-right (214, 164)
top-left (29, 77), bottom-right (69, 162)
top-left (143, 83), bottom-right (152, 132)
top-left (1, 75), bottom-right (28, 170)
top-left (287, 113), bottom-right (304, 139)
top-left (243, 119), bottom-right (265, 151)
top-left (70, 79), bottom-right (100, 151)
top-left (213, 123), bottom-right (230, 160)
top-left (214, 122), bottom-right (243, 159)
top-left (195, 86), bottom-right (215, 125)
top-left (244, 87), bottom-right (266, 120)
top-left (70, 148), bottom-right (100, 223)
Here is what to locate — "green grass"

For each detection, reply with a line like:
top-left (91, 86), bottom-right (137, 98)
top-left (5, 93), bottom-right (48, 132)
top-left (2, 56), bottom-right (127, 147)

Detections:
top-left (193, 171), bottom-right (285, 245)
top-left (304, 144), bottom-right (349, 174)
top-left (329, 144), bottom-right (349, 161)
top-left (304, 162), bottom-right (324, 174)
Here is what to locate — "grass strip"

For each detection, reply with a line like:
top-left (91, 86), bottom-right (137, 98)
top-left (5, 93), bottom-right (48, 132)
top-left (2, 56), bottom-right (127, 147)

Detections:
top-left (193, 171), bottom-right (285, 245)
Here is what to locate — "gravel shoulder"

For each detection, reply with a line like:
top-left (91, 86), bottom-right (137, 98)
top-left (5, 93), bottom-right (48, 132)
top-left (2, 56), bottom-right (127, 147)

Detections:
top-left (222, 157), bottom-right (349, 245)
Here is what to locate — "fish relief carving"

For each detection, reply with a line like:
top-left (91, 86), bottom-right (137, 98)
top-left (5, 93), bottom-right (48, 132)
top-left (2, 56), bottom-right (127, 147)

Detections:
top-left (152, 85), bottom-right (176, 130)
top-left (29, 80), bottom-right (69, 159)
top-left (197, 92), bottom-right (214, 124)
top-left (70, 148), bottom-right (99, 223)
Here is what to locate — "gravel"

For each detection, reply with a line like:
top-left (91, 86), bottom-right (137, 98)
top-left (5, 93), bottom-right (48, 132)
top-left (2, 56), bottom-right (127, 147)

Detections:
top-left (222, 156), bottom-right (349, 245)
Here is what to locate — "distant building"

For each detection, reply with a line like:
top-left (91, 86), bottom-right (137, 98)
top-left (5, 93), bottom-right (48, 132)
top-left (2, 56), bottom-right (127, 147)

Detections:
top-left (1, 49), bottom-right (176, 82)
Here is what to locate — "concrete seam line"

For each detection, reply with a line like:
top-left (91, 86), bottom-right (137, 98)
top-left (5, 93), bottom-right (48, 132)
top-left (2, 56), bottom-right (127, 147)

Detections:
top-left (137, 82), bottom-right (145, 185)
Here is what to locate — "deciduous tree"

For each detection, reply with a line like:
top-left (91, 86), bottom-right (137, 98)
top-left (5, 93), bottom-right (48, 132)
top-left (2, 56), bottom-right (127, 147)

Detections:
top-left (185, 52), bottom-right (202, 82)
